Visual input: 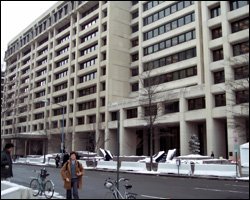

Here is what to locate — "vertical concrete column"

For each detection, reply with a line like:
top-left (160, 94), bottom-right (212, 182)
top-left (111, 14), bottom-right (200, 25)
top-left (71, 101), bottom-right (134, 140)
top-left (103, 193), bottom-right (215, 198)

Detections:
top-left (179, 90), bottom-right (189, 155)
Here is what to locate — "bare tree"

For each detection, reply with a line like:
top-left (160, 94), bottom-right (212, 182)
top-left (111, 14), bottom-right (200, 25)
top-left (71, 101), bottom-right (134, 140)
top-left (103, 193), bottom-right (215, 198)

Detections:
top-left (138, 69), bottom-right (164, 171)
top-left (224, 55), bottom-right (249, 145)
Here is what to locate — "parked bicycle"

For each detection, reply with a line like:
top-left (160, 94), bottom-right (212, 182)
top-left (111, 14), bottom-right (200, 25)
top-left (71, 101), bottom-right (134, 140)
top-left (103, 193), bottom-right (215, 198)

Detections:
top-left (29, 168), bottom-right (55, 199)
top-left (104, 177), bottom-right (137, 199)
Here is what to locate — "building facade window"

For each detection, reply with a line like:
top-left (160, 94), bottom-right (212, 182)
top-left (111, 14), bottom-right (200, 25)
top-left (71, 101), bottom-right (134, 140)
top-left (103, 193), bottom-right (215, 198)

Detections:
top-left (144, 30), bottom-right (195, 56)
top-left (211, 27), bottom-right (222, 39)
top-left (131, 82), bottom-right (139, 92)
top-left (213, 70), bottom-right (225, 84)
top-left (214, 93), bottom-right (226, 107)
top-left (232, 41), bottom-right (249, 56)
top-left (144, 48), bottom-right (196, 71)
top-left (235, 90), bottom-right (249, 104)
top-left (188, 97), bottom-right (205, 110)
top-left (165, 101), bottom-right (179, 114)
top-left (127, 108), bottom-right (138, 119)
top-left (212, 48), bottom-right (224, 61)
top-left (144, 66), bottom-right (197, 87)
top-left (231, 17), bottom-right (249, 33)
top-left (144, 12), bottom-right (195, 41)
top-left (234, 66), bottom-right (249, 80)
top-left (210, 6), bottom-right (221, 18)
top-left (230, 1), bottom-right (249, 11)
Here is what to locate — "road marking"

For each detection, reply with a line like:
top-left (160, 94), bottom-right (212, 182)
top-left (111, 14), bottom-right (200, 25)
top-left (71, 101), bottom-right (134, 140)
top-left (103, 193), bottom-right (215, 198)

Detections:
top-left (195, 187), bottom-right (249, 194)
top-left (225, 184), bottom-right (249, 188)
top-left (141, 194), bottom-right (170, 199)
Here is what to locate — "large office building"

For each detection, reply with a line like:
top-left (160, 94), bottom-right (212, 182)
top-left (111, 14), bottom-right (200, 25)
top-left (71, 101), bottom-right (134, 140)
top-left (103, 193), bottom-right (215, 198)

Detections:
top-left (1, 1), bottom-right (249, 159)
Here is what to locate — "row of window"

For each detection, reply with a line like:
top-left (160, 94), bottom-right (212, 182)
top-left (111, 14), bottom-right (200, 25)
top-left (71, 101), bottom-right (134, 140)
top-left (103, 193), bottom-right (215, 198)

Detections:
top-left (55, 70), bottom-right (68, 80)
top-left (53, 107), bottom-right (67, 116)
top-left (79, 71), bottom-right (97, 83)
top-left (143, 1), bottom-right (164, 11)
top-left (81, 31), bottom-right (98, 43)
top-left (81, 4), bottom-right (99, 18)
top-left (57, 46), bottom-right (69, 56)
top-left (144, 47), bottom-right (196, 71)
top-left (143, 1), bottom-right (194, 26)
top-left (36, 80), bottom-right (46, 87)
top-left (54, 82), bottom-right (67, 92)
top-left (144, 30), bottom-right (196, 56)
top-left (79, 57), bottom-right (97, 70)
top-left (80, 44), bottom-right (98, 56)
top-left (34, 112), bottom-right (44, 120)
top-left (56, 58), bottom-right (69, 68)
top-left (144, 66), bottom-right (197, 87)
top-left (78, 85), bottom-right (97, 97)
top-left (78, 100), bottom-right (96, 111)
top-left (54, 94), bottom-right (67, 104)
top-left (211, 17), bottom-right (249, 40)
top-left (81, 18), bottom-right (98, 31)
top-left (213, 41), bottom-right (249, 62)
top-left (58, 35), bottom-right (70, 44)
top-left (144, 12), bottom-right (195, 41)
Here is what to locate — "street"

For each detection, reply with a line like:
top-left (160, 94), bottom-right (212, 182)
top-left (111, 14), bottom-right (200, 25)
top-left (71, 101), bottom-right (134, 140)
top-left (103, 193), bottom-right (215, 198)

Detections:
top-left (11, 164), bottom-right (249, 199)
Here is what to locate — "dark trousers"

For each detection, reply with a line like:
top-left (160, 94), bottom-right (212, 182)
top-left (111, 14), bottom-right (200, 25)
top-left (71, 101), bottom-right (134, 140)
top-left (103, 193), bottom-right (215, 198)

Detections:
top-left (66, 178), bottom-right (79, 199)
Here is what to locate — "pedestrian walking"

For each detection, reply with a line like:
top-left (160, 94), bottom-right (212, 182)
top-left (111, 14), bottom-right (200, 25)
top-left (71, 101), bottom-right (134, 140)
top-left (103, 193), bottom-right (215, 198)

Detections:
top-left (1, 143), bottom-right (14, 180)
top-left (60, 151), bottom-right (84, 199)
top-left (211, 151), bottom-right (214, 159)
top-left (55, 154), bottom-right (60, 168)
top-left (62, 152), bottom-right (70, 167)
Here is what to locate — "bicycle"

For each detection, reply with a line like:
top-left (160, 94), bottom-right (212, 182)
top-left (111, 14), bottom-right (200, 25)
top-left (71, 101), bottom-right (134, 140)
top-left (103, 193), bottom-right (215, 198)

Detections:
top-left (104, 177), bottom-right (137, 199)
top-left (29, 168), bottom-right (55, 199)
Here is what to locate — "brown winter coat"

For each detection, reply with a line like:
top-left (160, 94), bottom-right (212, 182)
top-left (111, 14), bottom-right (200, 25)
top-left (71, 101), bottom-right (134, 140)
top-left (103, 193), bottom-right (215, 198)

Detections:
top-left (60, 160), bottom-right (84, 190)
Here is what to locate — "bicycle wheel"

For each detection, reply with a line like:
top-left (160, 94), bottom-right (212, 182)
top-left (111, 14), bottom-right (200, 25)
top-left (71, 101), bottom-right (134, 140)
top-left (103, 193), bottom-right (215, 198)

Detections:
top-left (44, 180), bottom-right (54, 199)
top-left (127, 193), bottom-right (137, 199)
top-left (104, 191), bottom-right (117, 199)
top-left (30, 179), bottom-right (40, 196)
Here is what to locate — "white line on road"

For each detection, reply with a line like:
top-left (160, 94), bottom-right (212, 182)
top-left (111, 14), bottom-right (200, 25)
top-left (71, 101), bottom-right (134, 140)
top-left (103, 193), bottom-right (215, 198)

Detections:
top-left (140, 194), bottom-right (169, 199)
top-left (195, 187), bottom-right (249, 194)
top-left (225, 184), bottom-right (249, 188)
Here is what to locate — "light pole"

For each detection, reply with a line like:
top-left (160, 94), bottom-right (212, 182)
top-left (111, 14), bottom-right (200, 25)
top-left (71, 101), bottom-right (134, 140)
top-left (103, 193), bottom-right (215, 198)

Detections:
top-left (42, 99), bottom-right (65, 154)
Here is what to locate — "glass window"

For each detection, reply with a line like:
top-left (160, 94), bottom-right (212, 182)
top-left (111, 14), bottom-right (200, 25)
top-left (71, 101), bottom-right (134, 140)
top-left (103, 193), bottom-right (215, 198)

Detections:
top-left (185, 14), bottom-right (192, 24)
top-left (153, 13), bottom-right (158, 22)
top-left (165, 23), bottom-right (171, 32)
top-left (159, 26), bottom-right (165, 35)
top-left (186, 32), bottom-right (192, 41)
top-left (148, 46), bottom-right (153, 54)
top-left (159, 10), bottom-right (165, 19)
top-left (214, 70), bottom-right (224, 84)
top-left (172, 36), bottom-right (178, 46)
top-left (211, 27), bottom-right (222, 39)
top-left (178, 34), bottom-right (185, 43)
top-left (153, 44), bottom-right (159, 52)
top-left (165, 39), bottom-right (171, 48)
top-left (178, 17), bottom-right (184, 27)
top-left (148, 31), bottom-right (153, 39)
top-left (159, 41), bottom-right (165, 50)
top-left (210, 6), bottom-right (221, 18)
top-left (171, 20), bottom-right (177, 29)
top-left (177, 1), bottom-right (184, 10)
top-left (171, 4), bottom-right (177, 13)
top-left (165, 7), bottom-right (170, 16)
top-left (154, 29), bottom-right (159, 37)
top-left (148, 15), bottom-right (153, 24)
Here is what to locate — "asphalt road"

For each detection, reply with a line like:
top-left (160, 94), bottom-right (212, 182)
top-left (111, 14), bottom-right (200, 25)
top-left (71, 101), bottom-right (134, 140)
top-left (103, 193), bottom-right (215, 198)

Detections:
top-left (11, 164), bottom-right (249, 199)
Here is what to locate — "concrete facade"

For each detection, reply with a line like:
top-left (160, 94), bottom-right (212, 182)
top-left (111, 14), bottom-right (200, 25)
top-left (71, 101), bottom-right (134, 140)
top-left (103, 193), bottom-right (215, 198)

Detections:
top-left (1, 1), bottom-right (249, 159)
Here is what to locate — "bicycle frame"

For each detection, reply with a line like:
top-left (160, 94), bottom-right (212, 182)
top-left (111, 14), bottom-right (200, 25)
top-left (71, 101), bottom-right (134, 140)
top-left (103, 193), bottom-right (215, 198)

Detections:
top-left (104, 177), bottom-right (136, 199)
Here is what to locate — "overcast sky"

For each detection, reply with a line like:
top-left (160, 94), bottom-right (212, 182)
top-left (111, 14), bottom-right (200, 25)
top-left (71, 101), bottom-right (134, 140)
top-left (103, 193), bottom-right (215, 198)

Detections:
top-left (1, 1), bottom-right (58, 70)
